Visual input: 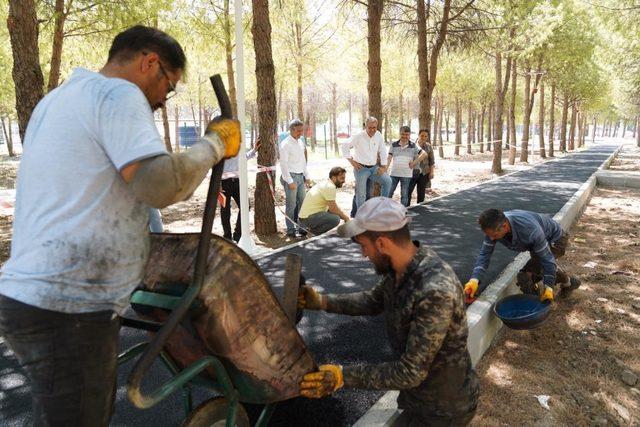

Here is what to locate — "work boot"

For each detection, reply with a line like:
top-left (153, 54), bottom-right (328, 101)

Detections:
top-left (561, 277), bottom-right (581, 296)
top-left (517, 271), bottom-right (538, 295)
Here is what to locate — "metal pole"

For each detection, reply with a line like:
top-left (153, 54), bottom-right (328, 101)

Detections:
top-left (235, 0), bottom-right (256, 253)
top-left (324, 124), bottom-right (327, 159)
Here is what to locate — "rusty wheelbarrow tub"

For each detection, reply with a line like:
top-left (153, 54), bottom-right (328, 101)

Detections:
top-left (137, 232), bottom-right (316, 404)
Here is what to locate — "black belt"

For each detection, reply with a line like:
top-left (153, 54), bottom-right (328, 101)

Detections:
top-left (360, 164), bottom-right (376, 168)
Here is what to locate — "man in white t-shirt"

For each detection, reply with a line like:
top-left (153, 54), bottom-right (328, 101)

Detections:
top-left (341, 117), bottom-right (391, 213)
top-left (299, 167), bottom-right (350, 235)
top-left (0, 26), bottom-right (240, 425)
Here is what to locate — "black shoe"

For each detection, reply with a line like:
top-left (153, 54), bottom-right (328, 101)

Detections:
top-left (562, 277), bottom-right (581, 295)
top-left (285, 231), bottom-right (296, 238)
top-left (298, 229), bottom-right (308, 237)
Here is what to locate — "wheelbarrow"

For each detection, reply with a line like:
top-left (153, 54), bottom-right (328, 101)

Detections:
top-left (117, 75), bottom-right (316, 426)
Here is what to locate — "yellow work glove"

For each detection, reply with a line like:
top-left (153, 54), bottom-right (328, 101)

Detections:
top-left (300, 364), bottom-right (344, 398)
top-left (205, 117), bottom-right (241, 159)
top-left (540, 286), bottom-right (554, 303)
top-left (297, 285), bottom-right (326, 310)
top-left (464, 279), bottom-right (479, 299)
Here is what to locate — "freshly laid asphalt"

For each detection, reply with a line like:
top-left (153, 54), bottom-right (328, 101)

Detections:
top-left (0, 143), bottom-right (618, 426)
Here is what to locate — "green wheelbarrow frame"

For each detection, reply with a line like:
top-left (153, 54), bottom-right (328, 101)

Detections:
top-left (117, 289), bottom-right (276, 427)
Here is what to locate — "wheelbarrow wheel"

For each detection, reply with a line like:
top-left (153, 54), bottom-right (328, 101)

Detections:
top-left (181, 397), bottom-right (250, 427)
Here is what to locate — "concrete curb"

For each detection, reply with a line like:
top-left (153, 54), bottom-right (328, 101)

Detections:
top-left (595, 170), bottom-right (640, 189)
top-left (353, 144), bottom-right (622, 427)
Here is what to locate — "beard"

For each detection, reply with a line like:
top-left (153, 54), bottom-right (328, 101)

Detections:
top-left (371, 251), bottom-right (393, 275)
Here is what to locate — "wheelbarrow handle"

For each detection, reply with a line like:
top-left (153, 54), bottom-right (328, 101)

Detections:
top-left (127, 74), bottom-right (232, 409)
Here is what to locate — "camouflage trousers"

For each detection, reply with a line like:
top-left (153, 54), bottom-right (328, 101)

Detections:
top-left (517, 232), bottom-right (570, 295)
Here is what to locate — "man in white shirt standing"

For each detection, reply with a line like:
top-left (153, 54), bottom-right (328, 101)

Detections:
top-left (341, 117), bottom-right (391, 213)
top-left (279, 119), bottom-right (310, 237)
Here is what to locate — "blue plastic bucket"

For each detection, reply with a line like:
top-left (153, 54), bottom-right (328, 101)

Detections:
top-left (493, 294), bottom-right (551, 330)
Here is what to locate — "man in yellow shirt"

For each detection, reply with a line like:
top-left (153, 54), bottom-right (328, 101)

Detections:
top-left (299, 167), bottom-right (350, 235)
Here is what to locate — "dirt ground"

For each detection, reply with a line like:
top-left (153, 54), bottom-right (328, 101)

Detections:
top-left (472, 186), bottom-right (640, 427)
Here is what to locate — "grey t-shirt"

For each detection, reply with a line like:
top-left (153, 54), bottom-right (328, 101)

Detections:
top-left (0, 68), bottom-right (167, 314)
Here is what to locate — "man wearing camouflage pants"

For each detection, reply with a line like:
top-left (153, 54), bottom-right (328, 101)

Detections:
top-left (464, 208), bottom-right (581, 302)
top-left (297, 197), bottom-right (479, 426)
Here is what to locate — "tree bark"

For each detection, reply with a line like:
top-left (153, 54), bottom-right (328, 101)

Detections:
top-left (559, 92), bottom-right (569, 152)
top-left (479, 104), bottom-right (485, 153)
top-left (331, 83), bottom-right (338, 153)
top-left (454, 98), bottom-right (461, 156)
top-left (520, 67), bottom-right (531, 162)
top-left (251, 0), bottom-right (278, 235)
top-left (174, 106), bottom-right (180, 152)
top-left (508, 59), bottom-right (517, 165)
top-left (637, 116), bottom-right (640, 147)
top-left (538, 80), bottom-right (545, 158)
top-left (418, 0), bottom-right (452, 143)
top-left (622, 120), bottom-right (627, 138)
top-left (161, 105), bottom-right (172, 152)
top-left (398, 90), bottom-right (404, 127)
top-left (445, 111), bottom-right (450, 142)
top-left (367, 0), bottom-right (383, 120)
top-left (492, 47), bottom-right (513, 174)
top-left (1, 117), bottom-right (15, 157)
top-left (436, 98), bottom-right (444, 158)
top-left (548, 83), bottom-right (555, 157)
top-left (8, 0), bottom-right (45, 141)
top-left (47, 0), bottom-right (70, 92)
top-left (487, 102), bottom-right (493, 151)
top-left (466, 103), bottom-right (473, 154)
top-left (223, 0), bottom-right (238, 117)
top-left (295, 21), bottom-right (303, 119)
top-left (591, 116), bottom-right (597, 144)
top-left (568, 100), bottom-right (576, 151)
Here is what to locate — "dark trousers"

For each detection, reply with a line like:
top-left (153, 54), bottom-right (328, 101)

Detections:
top-left (517, 232), bottom-right (571, 294)
top-left (221, 178), bottom-right (242, 242)
top-left (408, 171), bottom-right (430, 205)
top-left (394, 408), bottom-right (476, 427)
top-left (0, 295), bottom-right (120, 427)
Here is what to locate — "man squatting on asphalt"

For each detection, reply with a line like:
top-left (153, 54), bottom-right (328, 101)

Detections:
top-left (298, 197), bottom-right (480, 426)
top-left (0, 26), bottom-right (240, 425)
top-left (464, 208), bottom-right (581, 303)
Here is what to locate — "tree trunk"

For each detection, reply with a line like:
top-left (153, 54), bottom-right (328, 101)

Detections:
top-left (161, 105), bottom-right (172, 152)
top-left (251, 0), bottom-right (278, 235)
top-left (436, 99), bottom-right (444, 158)
top-left (548, 83), bottom-right (555, 157)
top-left (559, 92), bottom-right (569, 152)
top-left (591, 116), bottom-right (597, 144)
top-left (348, 95), bottom-right (352, 135)
top-left (8, 0), bottom-right (45, 141)
top-left (398, 90), bottom-right (404, 127)
top-left (487, 102), bottom-right (493, 151)
top-left (637, 116), bottom-right (640, 147)
top-left (1, 117), bottom-right (15, 157)
top-left (479, 105), bottom-right (485, 153)
top-left (223, 0), bottom-right (238, 117)
top-left (417, 0), bottom-right (452, 142)
top-left (520, 67), bottom-right (531, 162)
top-left (47, 0), bottom-right (69, 92)
top-left (295, 21), bottom-right (303, 119)
top-left (454, 98), bottom-right (461, 156)
top-left (538, 80), bottom-right (545, 158)
top-left (309, 112), bottom-right (316, 151)
top-left (492, 48), bottom-right (513, 174)
top-left (466, 103), bottom-right (473, 154)
top-left (445, 111), bottom-right (450, 142)
top-left (632, 116), bottom-right (636, 139)
top-left (331, 83), bottom-right (338, 153)
top-left (508, 59), bottom-right (517, 165)
top-left (622, 120), bottom-right (627, 138)
top-left (174, 106), bottom-right (180, 152)
top-left (367, 0), bottom-right (383, 120)
top-left (568, 100), bottom-right (577, 151)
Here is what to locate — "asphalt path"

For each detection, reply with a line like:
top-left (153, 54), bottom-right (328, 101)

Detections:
top-left (0, 143), bottom-right (618, 426)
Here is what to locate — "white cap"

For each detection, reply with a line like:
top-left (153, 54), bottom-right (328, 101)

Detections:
top-left (337, 197), bottom-right (412, 238)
